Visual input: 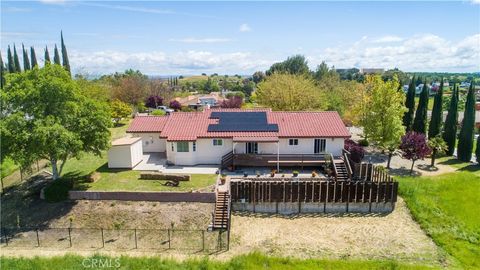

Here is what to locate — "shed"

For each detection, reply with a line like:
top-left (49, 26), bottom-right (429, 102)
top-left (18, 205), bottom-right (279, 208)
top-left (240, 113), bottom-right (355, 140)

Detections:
top-left (108, 137), bottom-right (143, 168)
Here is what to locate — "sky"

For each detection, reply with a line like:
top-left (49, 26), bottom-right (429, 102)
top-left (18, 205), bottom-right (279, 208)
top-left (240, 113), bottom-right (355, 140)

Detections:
top-left (1, 0), bottom-right (480, 76)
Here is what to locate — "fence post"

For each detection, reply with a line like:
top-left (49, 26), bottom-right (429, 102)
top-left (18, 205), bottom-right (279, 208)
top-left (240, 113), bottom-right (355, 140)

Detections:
top-left (202, 230), bottom-right (205, 251)
top-left (36, 228), bottom-right (40, 247)
top-left (68, 228), bottom-right (72, 247)
top-left (101, 228), bottom-right (105, 248)
top-left (134, 229), bottom-right (137, 249)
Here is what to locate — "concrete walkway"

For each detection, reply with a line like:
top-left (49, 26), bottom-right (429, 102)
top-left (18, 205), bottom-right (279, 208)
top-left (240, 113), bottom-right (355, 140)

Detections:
top-left (133, 152), bottom-right (167, 171)
top-left (133, 153), bottom-right (219, 174)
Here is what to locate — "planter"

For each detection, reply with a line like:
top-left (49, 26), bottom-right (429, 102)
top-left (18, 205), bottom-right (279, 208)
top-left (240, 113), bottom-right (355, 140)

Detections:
top-left (292, 171), bottom-right (299, 177)
top-left (243, 173), bottom-right (248, 177)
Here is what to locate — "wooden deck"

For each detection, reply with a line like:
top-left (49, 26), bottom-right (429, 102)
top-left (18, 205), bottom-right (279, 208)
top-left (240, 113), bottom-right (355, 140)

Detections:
top-left (232, 153), bottom-right (331, 168)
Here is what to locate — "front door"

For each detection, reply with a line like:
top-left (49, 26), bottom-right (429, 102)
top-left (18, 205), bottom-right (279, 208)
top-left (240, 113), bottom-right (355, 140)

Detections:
top-left (314, 139), bottom-right (326, 154)
top-left (246, 142), bottom-right (258, 154)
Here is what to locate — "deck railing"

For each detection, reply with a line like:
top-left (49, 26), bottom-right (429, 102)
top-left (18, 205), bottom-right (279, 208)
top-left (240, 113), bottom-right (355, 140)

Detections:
top-left (232, 153), bottom-right (330, 169)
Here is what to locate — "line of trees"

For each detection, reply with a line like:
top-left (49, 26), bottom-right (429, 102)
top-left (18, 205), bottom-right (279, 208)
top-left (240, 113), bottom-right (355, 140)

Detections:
top-left (1, 31), bottom-right (70, 82)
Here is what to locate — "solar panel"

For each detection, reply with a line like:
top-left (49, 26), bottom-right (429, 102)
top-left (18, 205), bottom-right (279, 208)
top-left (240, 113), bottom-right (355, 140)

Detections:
top-left (208, 112), bottom-right (279, 132)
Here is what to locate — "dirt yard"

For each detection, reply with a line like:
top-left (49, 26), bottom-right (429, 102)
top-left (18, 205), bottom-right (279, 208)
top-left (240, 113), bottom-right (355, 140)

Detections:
top-left (226, 198), bottom-right (441, 265)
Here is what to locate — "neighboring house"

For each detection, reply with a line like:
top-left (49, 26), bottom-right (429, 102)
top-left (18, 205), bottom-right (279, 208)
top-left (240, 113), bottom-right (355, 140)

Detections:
top-left (125, 108), bottom-right (351, 167)
top-left (174, 92), bottom-right (225, 109)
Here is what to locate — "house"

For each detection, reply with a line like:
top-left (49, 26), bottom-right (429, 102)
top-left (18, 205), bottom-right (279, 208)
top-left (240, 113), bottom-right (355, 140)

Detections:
top-left (125, 108), bottom-right (351, 168)
top-left (174, 92), bottom-right (225, 110)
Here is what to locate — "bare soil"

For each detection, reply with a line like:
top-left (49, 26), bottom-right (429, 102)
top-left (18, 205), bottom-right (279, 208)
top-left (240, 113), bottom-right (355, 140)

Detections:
top-left (225, 198), bottom-right (442, 265)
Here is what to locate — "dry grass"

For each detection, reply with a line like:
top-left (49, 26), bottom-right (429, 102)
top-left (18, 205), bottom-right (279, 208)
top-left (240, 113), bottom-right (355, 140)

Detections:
top-left (225, 198), bottom-right (442, 265)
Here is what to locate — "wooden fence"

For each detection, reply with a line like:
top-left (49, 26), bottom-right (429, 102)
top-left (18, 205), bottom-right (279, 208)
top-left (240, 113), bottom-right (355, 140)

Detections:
top-left (230, 180), bottom-right (398, 204)
top-left (353, 163), bottom-right (394, 182)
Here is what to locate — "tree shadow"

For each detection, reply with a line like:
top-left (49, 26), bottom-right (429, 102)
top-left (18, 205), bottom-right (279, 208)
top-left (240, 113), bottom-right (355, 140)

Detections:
top-left (387, 166), bottom-right (421, 177)
top-left (1, 172), bottom-right (78, 230)
top-left (437, 158), bottom-right (480, 172)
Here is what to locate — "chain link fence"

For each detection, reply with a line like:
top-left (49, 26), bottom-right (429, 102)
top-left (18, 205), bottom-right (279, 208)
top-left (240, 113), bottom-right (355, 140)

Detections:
top-left (0, 227), bottom-right (228, 253)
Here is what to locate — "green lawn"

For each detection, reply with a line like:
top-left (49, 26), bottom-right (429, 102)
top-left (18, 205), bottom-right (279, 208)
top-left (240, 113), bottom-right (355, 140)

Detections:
top-left (55, 118), bottom-right (217, 192)
top-left (0, 252), bottom-right (439, 270)
top-left (398, 169), bottom-right (480, 269)
top-left (75, 170), bottom-right (217, 192)
top-left (415, 96), bottom-right (435, 111)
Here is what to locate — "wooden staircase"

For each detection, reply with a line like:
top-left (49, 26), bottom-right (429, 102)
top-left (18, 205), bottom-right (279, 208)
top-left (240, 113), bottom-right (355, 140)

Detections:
top-left (209, 191), bottom-right (230, 231)
top-left (221, 151), bottom-right (234, 170)
top-left (334, 160), bottom-right (349, 181)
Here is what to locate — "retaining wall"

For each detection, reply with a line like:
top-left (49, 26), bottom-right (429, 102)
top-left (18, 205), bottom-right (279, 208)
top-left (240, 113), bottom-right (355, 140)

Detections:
top-left (69, 191), bottom-right (216, 203)
top-left (232, 201), bottom-right (394, 214)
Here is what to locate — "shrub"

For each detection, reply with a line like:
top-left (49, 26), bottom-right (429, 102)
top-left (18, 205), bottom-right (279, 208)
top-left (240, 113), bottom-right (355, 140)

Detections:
top-left (169, 100), bottom-right (181, 111)
top-left (220, 96), bottom-right (243, 108)
top-left (44, 179), bottom-right (73, 202)
top-left (145, 95), bottom-right (163, 108)
top-left (358, 139), bottom-right (369, 147)
top-left (151, 109), bottom-right (166, 116)
top-left (344, 139), bottom-right (365, 163)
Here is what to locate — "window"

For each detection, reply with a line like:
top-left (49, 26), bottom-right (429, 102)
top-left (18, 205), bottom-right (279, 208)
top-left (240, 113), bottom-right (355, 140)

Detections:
top-left (177, 142), bottom-right (189, 152)
top-left (314, 139), bottom-right (326, 154)
top-left (289, 139), bottom-right (299, 146)
top-left (213, 139), bottom-right (223, 146)
top-left (193, 141), bottom-right (196, 152)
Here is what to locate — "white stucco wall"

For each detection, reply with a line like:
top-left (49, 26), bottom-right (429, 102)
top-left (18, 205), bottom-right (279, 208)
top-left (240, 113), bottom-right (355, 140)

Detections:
top-left (108, 140), bottom-right (143, 168)
top-left (166, 137), bottom-right (346, 166)
top-left (234, 138), bottom-right (345, 156)
top-left (131, 133), bottom-right (165, 152)
top-left (167, 139), bottom-right (233, 165)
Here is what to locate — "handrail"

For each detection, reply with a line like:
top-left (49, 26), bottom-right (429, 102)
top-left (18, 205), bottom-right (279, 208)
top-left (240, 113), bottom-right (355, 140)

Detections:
top-left (343, 152), bottom-right (353, 179)
top-left (330, 153), bottom-right (338, 181)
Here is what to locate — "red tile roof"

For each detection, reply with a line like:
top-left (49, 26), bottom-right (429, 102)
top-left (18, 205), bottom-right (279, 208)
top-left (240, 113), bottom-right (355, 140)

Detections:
top-left (127, 109), bottom-right (350, 140)
top-left (126, 116), bottom-right (168, 133)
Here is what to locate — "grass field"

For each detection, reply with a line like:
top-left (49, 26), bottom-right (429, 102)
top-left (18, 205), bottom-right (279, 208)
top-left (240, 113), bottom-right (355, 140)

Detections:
top-left (76, 170), bottom-right (217, 192)
top-left (0, 252), bottom-right (439, 270)
top-left (398, 169), bottom-right (480, 269)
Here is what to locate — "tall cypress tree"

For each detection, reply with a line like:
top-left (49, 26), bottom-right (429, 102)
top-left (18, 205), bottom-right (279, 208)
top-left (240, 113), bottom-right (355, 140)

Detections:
top-left (22, 44), bottom-right (31, 71)
top-left (0, 52), bottom-right (5, 89)
top-left (30, 47), bottom-right (38, 68)
top-left (457, 82), bottom-right (476, 162)
top-left (44, 46), bottom-right (51, 65)
top-left (60, 31), bottom-right (71, 73)
top-left (53, 44), bottom-right (61, 65)
top-left (476, 128), bottom-right (480, 164)
top-left (443, 84), bottom-right (459, 155)
top-left (13, 44), bottom-right (22, 72)
top-left (403, 75), bottom-right (416, 131)
top-left (428, 78), bottom-right (444, 138)
top-left (7, 45), bottom-right (15, 73)
top-left (412, 82), bottom-right (429, 134)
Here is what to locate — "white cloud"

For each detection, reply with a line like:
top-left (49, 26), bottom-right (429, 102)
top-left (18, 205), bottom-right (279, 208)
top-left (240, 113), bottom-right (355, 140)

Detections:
top-left (83, 3), bottom-right (175, 15)
top-left (69, 50), bottom-right (271, 75)
top-left (310, 33), bottom-right (480, 72)
top-left (51, 33), bottom-right (479, 75)
top-left (3, 7), bottom-right (32, 12)
top-left (168, 38), bottom-right (231, 43)
top-left (372, 35), bottom-right (404, 43)
top-left (471, 0), bottom-right (480, 5)
top-left (38, 0), bottom-right (66, 5)
top-left (239, 23), bottom-right (252, 32)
